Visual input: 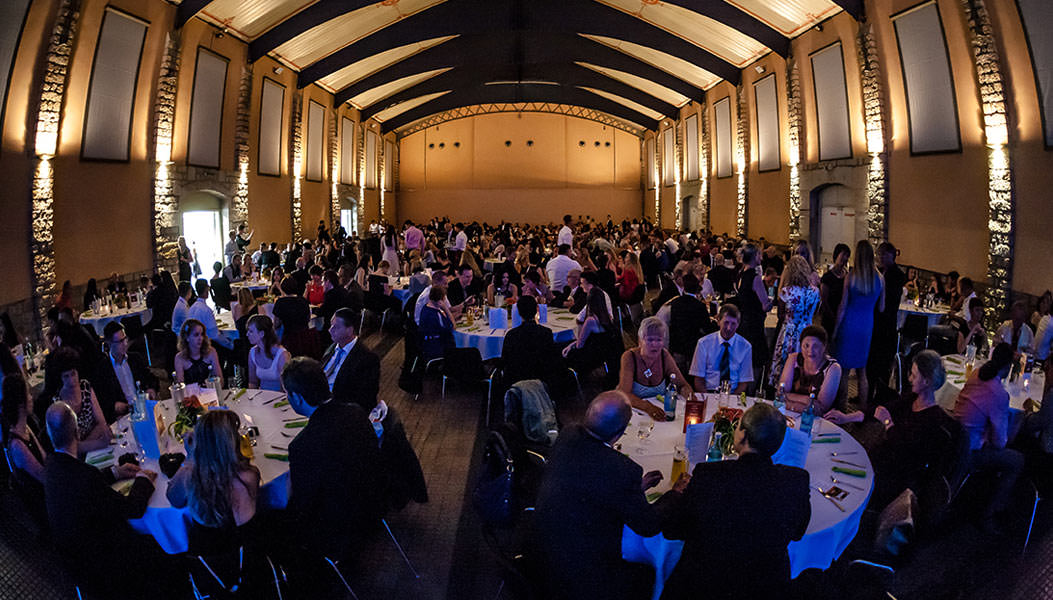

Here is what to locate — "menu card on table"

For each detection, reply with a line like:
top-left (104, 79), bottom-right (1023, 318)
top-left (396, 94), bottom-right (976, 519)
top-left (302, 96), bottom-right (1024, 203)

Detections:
top-left (771, 427), bottom-right (810, 469)
top-left (488, 308), bottom-right (508, 329)
top-left (685, 422), bottom-right (714, 466)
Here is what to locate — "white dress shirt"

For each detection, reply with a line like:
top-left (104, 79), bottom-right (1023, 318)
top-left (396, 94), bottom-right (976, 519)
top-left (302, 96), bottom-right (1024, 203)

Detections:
top-left (958, 291), bottom-right (977, 320)
top-left (1032, 315), bottom-right (1053, 360)
top-left (109, 353), bottom-right (137, 404)
top-left (187, 298), bottom-right (233, 349)
top-left (324, 338), bottom-right (357, 389)
top-left (558, 225), bottom-right (573, 247)
top-left (454, 231), bottom-right (468, 251)
top-left (575, 288), bottom-right (614, 323)
top-left (993, 320), bottom-right (1034, 354)
top-left (171, 297), bottom-right (190, 333)
top-left (689, 331), bottom-right (754, 391)
top-left (545, 255), bottom-right (582, 291)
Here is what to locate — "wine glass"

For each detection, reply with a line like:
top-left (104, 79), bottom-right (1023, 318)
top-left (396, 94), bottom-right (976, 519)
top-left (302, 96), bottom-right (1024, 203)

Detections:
top-left (635, 421), bottom-right (654, 455)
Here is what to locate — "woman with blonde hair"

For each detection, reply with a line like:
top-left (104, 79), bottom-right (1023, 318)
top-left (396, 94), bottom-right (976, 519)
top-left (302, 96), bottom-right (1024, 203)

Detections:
top-left (617, 317), bottom-right (691, 421)
top-left (175, 319), bottom-right (223, 387)
top-left (831, 240), bottom-right (884, 408)
top-left (769, 256), bottom-right (821, 387)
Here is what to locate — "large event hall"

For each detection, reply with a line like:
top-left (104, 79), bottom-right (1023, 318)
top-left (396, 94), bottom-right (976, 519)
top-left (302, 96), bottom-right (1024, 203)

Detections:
top-left (1, 0), bottom-right (1052, 598)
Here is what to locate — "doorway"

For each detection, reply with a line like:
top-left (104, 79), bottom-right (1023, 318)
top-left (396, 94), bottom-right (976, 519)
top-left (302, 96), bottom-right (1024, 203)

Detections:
top-left (808, 184), bottom-right (856, 263)
top-left (340, 197), bottom-right (359, 237)
top-left (180, 190), bottom-right (228, 282)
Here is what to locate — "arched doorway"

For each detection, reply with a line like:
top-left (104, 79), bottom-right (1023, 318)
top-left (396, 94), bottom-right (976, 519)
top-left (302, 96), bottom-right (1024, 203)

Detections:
top-left (180, 189), bottom-right (228, 281)
top-left (339, 196), bottom-right (359, 237)
top-left (808, 183), bottom-right (856, 263)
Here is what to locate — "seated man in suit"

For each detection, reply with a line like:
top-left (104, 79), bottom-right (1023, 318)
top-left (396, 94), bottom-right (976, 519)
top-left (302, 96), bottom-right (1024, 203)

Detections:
top-left (208, 261), bottom-right (233, 311)
top-left (43, 402), bottom-right (164, 598)
top-left (501, 296), bottom-right (561, 387)
top-left (282, 356), bottom-right (383, 561)
top-left (531, 391), bottom-right (687, 600)
top-left (446, 264), bottom-right (480, 309)
top-left (322, 307), bottom-right (380, 410)
top-left (317, 269), bottom-right (349, 331)
top-left (94, 322), bottom-right (159, 424)
top-left (552, 269), bottom-right (587, 313)
top-left (661, 403), bottom-right (810, 599)
top-left (650, 264), bottom-right (686, 314)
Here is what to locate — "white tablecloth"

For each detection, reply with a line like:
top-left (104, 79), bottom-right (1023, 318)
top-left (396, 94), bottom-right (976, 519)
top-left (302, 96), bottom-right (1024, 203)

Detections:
top-left (80, 306), bottom-right (152, 331)
top-left (897, 302), bottom-right (946, 330)
top-left (392, 286), bottom-right (413, 305)
top-left (230, 279), bottom-right (270, 292)
top-left (620, 395), bottom-right (873, 599)
top-left (453, 308), bottom-right (578, 360)
top-left (113, 389), bottom-right (293, 553)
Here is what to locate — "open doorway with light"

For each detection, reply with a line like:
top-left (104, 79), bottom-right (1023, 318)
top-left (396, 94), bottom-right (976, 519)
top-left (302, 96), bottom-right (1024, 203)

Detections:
top-left (180, 190), bottom-right (229, 282)
top-left (340, 197), bottom-right (359, 238)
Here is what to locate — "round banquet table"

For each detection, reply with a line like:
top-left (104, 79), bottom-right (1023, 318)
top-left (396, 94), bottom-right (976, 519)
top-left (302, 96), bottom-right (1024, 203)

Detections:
top-left (392, 285), bottom-right (413, 305)
top-left (935, 354), bottom-right (1043, 439)
top-left (620, 395), bottom-right (873, 600)
top-left (897, 301), bottom-right (947, 330)
top-left (99, 389), bottom-right (293, 554)
top-left (230, 278), bottom-right (270, 292)
top-left (453, 307), bottom-right (578, 360)
top-left (80, 305), bottom-right (152, 332)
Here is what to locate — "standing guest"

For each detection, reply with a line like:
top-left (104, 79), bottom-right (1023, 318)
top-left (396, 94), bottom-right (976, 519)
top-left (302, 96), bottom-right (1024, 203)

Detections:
top-left (3, 374), bottom-right (49, 528)
top-left (953, 297), bottom-right (988, 356)
top-left (950, 276), bottom-right (977, 321)
top-left (557, 214), bottom-right (574, 248)
top-left (282, 357), bottom-right (383, 560)
top-left (42, 347), bottom-right (112, 455)
top-left (209, 262), bottom-right (233, 311)
top-left (246, 315), bottom-right (290, 392)
top-left (734, 244), bottom-right (772, 379)
top-left (819, 243), bottom-right (850, 335)
top-left (531, 391), bottom-right (685, 600)
top-left (251, 242), bottom-right (265, 271)
top-left (174, 319), bottom-right (223, 387)
top-left (54, 280), bottom-right (73, 312)
top-left (953, 343), bottom-right (1024, 533)
top-left (146, 270), bottom-right (178, 331)
top-left (321, 308), bottom-right (380, 410)
top-left (317, 220), bottom-right (331, 244)
top-left (661, 403), bottom-right (810, 600)
top-left (94, 322), bottom-right (158, 423)
top-left (689, 305), bottom-right (753, 394)
top-left (778, 325), bottom-right (843, 416)
top-left (236, 223), bottom-right (254, 253)
top-left (545, 244), bottom-right (582, 292)
top-left (188, 279), bottom-right (233, 350)
top-left (792, 239), bottom-right (821, 288)
top-left (831, 240), bottom-right (884, 409)
top-left (224, 230), bottom-right (239, 265)
top-left (993, 300), bottom-right (1034, 354)
top-left (868, 242), bottom-right (907, 403)
top-left (43, 402), bottom-right (161, 598)
top-left (501, 296), bottom-right (562, 388)
top-left (171, 281), bottom-right (194, 334)
top-left (381, 225), bottom-right (401, 276)
top-left (83, 278), bottom-right (101, 311)
top-left (404, 220), bottom-right (425, 256)
top-left (617, 317), bottom-right (691, 421)
top-left (769, 256), bottom-right (820, 388)
top-left (303, 265), bottom-right (326, 305)
top-left (487, 270), bottom-right (519, 307)
top-left (657, 274), bottom-right (715, 371)
top-left (177, 236), bottom-right (194, 283)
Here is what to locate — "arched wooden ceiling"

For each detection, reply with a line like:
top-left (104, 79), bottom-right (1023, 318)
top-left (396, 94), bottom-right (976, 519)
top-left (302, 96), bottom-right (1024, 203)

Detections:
top-left (176, 0), bottom-right (862, 134)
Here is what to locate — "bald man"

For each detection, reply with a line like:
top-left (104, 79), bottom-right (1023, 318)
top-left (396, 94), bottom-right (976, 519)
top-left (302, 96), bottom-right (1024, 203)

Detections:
top-left (531, 391), bottom-right (688, 600)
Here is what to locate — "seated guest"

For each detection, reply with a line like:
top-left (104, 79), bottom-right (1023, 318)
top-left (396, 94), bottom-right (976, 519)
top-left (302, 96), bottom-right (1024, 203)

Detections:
top-left (222, 253), bottom-right (244, 283)
top-left (953, 343), bottom-right (1024, 532)
top-left (531, 391), bottom-right (686, 600)
top-left (552, 269), bottom-right (585, 312)
top-left (951, 297), bottom-right (987, 356)
top-left (662, 403), bottom-right (810, 600)
top-left (365, 260), bottom-right (404, 316)
top-left (282, 357), bottom-right (383, 560)
top-left (304, 265), bottom-right (325, 306)
top-left (868, 350), bottom-right (959, 510)
top-left (617, 317), bottom-right (691, 422)
top-left (146, 270), bottom-right (179, 331)
top-left (447, 264), bottom-right (480, 308)
top-left (44, 402), bottom-right (160, 599)
top-left (247, 315), bottom-right (290, 392)
top-left (174, 319), bottom-right (223, 387)
top-left (337, 263), bottom-right (366, 313)
top-left (82, 278), bottom-right (101, 311)
top-left (322, 308), bottom-right (380, 410)
top-left (656, 274), bottom-right (714, 370)
top-left (577, 271), bottom-right (614, 321)
top-left (44, 317), bottom-right (105, 390)
top-left (171, 280), bottom-right (194, 334)
top-left (615, 251), bottom-right (643, 303)
top-left (166, 410), bottom-right (260, 551)
top-left (561, 287), bottom-right (613, 364)
top-left (289, 256), bottom-right (310, 297)
top-left (992, 299), bottom-right (1034, 354)
top-left (651, 264), bottom-right (685, 313)
top-left (40, 347), bottom-right (112, 456)
top-left (3, 374), bottom-right (49, 528)
top-left (260, 242), bottom-right (281, 272)
top-left (106, 272), bottom-right (127, 295)
top-left (266, 266), bottom-right (285, 297)
top-left (419, 286), bottom-right (456, 361)
top-left (414, 270), bottom-right (456, 324)
top-left (501, 296), bottom-right (561, 387)
top-left (487, 270), bottom-right (519, 307)
top-left (232, 287), bottom-right (259, 338)
top-left (520, 268), bottom-right (553, 303)
top-left (777, 325), bottom-right (842, 416)
top-left (689, 304), bottom-right (753, 394)
top-left (318, 269), bottom-right (349, 331)
top-left (94, 322), bottom-right (158, 423)
top-left (273, 275), bottom-right (314, 355)
top-left (949, 276), bottom-right (976, 320)
top-left (189, 279), bottom-right (234, 351)
top-left (1031, 290), bottom-right (1051, 331)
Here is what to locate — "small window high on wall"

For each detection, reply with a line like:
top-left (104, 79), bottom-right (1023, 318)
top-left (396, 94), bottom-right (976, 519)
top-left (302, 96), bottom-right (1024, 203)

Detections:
top-left (810, 42), bottom-right (852, 161)
top-left (384, 139), bottom-right (395, 191)
top-left (714, 97), bottom-right (733, 178)
top-left (81, 8), bottom-right (148, 161)
top-left (365, 130), bottom-right (377, 189)
top-left (258, 78), bottom-right (284, 176)
top-left (306, 101), bottom-right (324, 181)
top-left (645, 137), bottom-right (655, 189)
top-left (187, 48), bottom-right (228, 168)
top-left (685, 114), bottom-right (699, 181)
top-left (662, 127), bottom-right (675, 185)
top-left (893, 2), bottom-right (961, 154)
top-left (340, 117), bottom-right (355, 184)
top-left (1017, 0), bottom-right (1053, 148)
top-left (0, 0), bottom-right (32, 144)
top-left (753, 74), bottom-right (781, 171)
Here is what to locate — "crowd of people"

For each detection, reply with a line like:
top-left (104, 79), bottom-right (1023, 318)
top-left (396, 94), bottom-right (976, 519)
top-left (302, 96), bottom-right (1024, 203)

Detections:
top-left (0, 211), bottom-right (1051, 598)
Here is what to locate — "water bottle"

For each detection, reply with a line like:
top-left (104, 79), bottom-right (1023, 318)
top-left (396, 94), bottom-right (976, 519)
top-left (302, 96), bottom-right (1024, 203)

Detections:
top-left (131, 380), bottom-right (147, 422)
top-left (800, 387), bottom-right (817, 440)
top-left (774, 382), bottom-right (786, 410)
top-left (664, 374), bottom-right (678, 421)
top-left (169, 371), bottom-right (185, 405)
top-left (707, 432), bottom-right (724, 462)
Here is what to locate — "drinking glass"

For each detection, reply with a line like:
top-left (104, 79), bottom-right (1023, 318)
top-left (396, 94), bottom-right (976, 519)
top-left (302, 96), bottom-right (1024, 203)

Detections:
top-left (635, 421), bottom-right (654, 454)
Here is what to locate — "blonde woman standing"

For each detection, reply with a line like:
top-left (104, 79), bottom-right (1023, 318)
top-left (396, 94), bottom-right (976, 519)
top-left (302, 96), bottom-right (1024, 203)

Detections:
top-left (769, 256), bottom-right (820, 387)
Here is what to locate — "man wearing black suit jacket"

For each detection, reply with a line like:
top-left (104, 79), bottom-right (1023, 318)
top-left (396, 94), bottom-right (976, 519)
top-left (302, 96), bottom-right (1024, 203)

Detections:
top-left (501, 297), bottom-right (562, 387)
top-left (651, 265), bottom-right (685, 313)
top-left (282, 357), bottom-right (383, 560)
top-left (321, 308), bottom-right (380, 410)
top-left (94, 322), bottom-right (159, 424)
top-left (532, 391), bottom-right (687, 600)
top-left (553, 269), bottom-right (587, 313)
top-left (661, 403), bottom-right (811, 600)
top-left (317, 270), bottom-right (350, 331)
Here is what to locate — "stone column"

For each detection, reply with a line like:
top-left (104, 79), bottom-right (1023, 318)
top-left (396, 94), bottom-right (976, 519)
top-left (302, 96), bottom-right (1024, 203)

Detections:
top-left (151, 32), bottom-right (181, 269)
top-left (289, 90), bottom-right (303, 241)
top-left (735, 83), bottom-right (749, 237)
top-left (857, 22), bottom-right (890, 245)
top-left (328, 108), bottom-right (340, 230)
top-left (786, 58), bottom-right (803, 240)
top-left (231, 63), bottom-right (253, 228)
top-left (699, 104), bottom-right (711, 232)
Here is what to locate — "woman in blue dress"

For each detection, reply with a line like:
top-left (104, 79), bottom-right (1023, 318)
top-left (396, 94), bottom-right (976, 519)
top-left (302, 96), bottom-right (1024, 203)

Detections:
top-left (831, 240), bottom-right (884, 409)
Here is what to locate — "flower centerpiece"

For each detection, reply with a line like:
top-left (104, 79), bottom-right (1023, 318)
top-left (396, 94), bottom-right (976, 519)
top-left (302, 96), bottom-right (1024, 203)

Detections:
top-left (709, 407), bottom-right (742, 456)
top-left (169, 394), bottom-right (205, 441)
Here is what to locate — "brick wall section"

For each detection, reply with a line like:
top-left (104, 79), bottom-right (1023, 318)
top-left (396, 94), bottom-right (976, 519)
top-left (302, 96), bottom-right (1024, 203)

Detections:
top-left (289, 90), bottom-right (303, 240)
top-left (735, 82), bottom-right (749, 236)
top-left (857, 22), bottom-right (890, 244)
top-left (699, 105), bottom-right (711, 231)
top-left (231, 63), bottom-right (253, 227)
top-left (152, 32), bottom-right (182, 266)
top-left (786, 59), bottom-right (803, 240)
top-left (328, 108), bottom-right (340, 229)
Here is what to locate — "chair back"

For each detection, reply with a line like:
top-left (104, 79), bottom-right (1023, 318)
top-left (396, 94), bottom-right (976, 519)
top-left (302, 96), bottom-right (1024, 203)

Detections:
top-left (442, 347), bottom-right (485, 382)
top-left (900, 313), bottom-right (930, 346)
top-left (503, 380), bottom-right (558, 447)
top-left (926, 325), bottom-right (959, 356)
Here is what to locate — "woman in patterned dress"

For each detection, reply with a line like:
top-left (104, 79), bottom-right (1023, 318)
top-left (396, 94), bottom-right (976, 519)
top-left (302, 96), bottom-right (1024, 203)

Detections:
top-left (769, 256), bottom-right (821, 388)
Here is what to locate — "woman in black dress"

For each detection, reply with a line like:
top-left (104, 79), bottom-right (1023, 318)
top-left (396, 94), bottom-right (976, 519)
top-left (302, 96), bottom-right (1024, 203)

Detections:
top-left (819, 243), bottom-right (850, 335)
top-left (272, 276), bottom-right (317, 358)
top-left (175, 319), bottom-right (222, 387)
top-left (177, 236), bottom-right (193, 283)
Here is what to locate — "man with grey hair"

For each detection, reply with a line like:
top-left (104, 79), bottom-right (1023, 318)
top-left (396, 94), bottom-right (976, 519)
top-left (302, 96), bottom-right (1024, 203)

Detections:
top-left (532, 391), bottom-right (688, 600)
top-left (661, 403), bottom-right (810, 599)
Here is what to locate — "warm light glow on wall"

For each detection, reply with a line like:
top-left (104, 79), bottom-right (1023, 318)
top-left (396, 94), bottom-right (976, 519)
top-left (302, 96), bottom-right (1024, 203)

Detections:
top-left (35, 130), bottom-right (57, 158)
top-left (786, 61), bottom-right (803, 239)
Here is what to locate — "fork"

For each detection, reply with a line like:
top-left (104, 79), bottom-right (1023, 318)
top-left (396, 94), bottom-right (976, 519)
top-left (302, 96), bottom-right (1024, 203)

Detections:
top-left (811, 485), bottom-right (846, 512)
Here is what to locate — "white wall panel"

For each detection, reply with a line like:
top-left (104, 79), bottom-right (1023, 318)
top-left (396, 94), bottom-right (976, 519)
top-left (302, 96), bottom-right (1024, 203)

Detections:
top-left (685, 113), bottom-right (699, 181)
top-left (810, 43), bottom-right (852, 161)
top-left (894, 2), bottom-right (960, 153)
top-left (662, 127), bottom-right (675, 185)
top-left (258, 78), bottom-right (284, 175)
top-left (82, 9), bottom-right (147, 161)
top-left (715, 97), bottom-right (733, 177)
top-left (1017, 0), bottom-right (1053, 146)
top-left (306, 100), bottom-right (324, 181)
top-left (384, 138), bottom-right (395, 190)
top-left (645, 136), bottom-right (655, 189)
top-left (340, 117), bottom-right (355, 184)
top-left (754, 74), bottom-right (781, 171)
top-left (0, 0), bottom-right (31, 136)
top-left (187, 48), bottom-right (228, 168)
top-left (365, 130), bottom-right (378, 189)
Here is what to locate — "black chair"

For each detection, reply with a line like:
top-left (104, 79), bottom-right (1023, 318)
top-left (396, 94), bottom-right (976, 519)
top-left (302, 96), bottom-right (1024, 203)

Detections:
top-left (121, 314), bottom-right (151, 365)
top-left (899, 313), bottom-right (931, 348)
top-left (186, 546), bottom-right (285, 599)
top-left (440, 346), bottom-right (495, 399)
top-left (926, 324), bottom-right (959, 356)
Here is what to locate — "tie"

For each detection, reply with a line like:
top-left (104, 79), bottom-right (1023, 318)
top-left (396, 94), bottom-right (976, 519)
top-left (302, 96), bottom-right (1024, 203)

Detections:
top-left (718, 341), bottom-right (731, 384)
top-left (325, 347), bottom-right (344, 380)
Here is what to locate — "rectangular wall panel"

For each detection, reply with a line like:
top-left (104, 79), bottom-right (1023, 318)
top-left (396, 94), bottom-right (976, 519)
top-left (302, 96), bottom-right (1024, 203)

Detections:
top-left (662, 127), bottom-right (675, 185)
top-left (306, 100), bottom-right (324, 181)
top-left (715, 97), bottom-right (733, 178)
top-left (258, 78), bottom-right (284, 175)
top-left (187, 48), bottom-right (228, 168)
top-left (365, 130), bottom-right (377, 189)
top-left (754, 74), bottom-right (781, 171)
top-left (384, 139), bottom-right (395, 190)
top-left (82, 9), bottom-right (147, 161)
top-left (645, 136), bottom-right (655, 189)
top-left (893, 2), bottom-right (960, 154)
top-left (1017, 0), bottom-right (1053, 147)
top-left (340, 117), bottom-right (355, 184)
top-left (0, 0), bottom-right (31, 139)
top-left (685, 113), bottom-right (699, 181)
top-left (810, 43), bottom-right (852, 161)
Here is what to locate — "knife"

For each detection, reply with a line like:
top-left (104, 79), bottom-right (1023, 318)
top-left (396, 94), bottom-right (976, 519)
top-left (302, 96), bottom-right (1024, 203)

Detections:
top-left (831, 457), bottom-right (867, 469)
top-left (811, 486), bottom-right (846, 512)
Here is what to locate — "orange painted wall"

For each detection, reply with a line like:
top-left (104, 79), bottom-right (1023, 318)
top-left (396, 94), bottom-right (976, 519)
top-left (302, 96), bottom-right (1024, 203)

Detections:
top-left (246, 55), bottom-right (297, 246)
top-left (707, 81), bottom-right (739, 236)
top-left (744, 52), bottom-right (791, 244)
